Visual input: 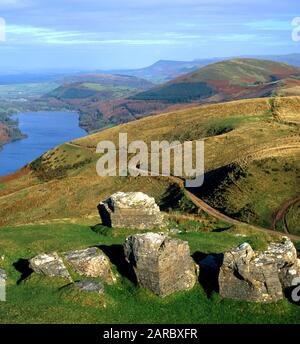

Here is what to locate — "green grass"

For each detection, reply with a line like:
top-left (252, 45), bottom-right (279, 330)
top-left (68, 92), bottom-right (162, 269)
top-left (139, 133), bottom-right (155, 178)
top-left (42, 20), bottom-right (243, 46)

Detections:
top-left (0, 222), bottom-right (299, 324)
top-left (164, 114), bottom-right (269, 142)
top-left (82, 82), bottom-right (138, 96)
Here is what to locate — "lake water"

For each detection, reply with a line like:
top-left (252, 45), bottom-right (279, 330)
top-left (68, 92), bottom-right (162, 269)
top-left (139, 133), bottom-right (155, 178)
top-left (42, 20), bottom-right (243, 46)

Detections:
top-left (0, 111), bottom-right (86, 176)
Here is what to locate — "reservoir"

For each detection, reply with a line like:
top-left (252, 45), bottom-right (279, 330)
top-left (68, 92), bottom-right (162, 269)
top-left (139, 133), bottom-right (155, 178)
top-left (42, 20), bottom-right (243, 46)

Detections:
top-left (0, 111), bottom-right (86, 176)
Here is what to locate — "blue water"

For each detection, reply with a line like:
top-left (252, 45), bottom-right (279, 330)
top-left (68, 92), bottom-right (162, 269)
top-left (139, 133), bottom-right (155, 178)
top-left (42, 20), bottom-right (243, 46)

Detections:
top-left (0, 111), bottom-right (86, 176)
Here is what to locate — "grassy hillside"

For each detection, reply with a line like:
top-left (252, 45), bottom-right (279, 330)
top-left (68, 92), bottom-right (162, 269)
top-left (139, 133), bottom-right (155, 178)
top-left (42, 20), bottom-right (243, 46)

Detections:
top-left (46, 82), bottom-right (141, 101)
top-left (46, 73), bottom-right (153, 101)
top-left (61, 73), bottom-right (153, 90)
top-left (132, 59), bottom-right (300, 103)
top-left (176, 58), bottom-right (299, 82)
top-left (0, 96), bottom-right (299, 237)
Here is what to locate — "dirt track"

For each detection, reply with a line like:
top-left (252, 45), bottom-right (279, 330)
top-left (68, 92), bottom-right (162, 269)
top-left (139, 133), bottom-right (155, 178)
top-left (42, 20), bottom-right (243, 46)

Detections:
top-left (167, 175), bottom-right (300, 242)
top-left (272, 195), bottom-right (300, 234)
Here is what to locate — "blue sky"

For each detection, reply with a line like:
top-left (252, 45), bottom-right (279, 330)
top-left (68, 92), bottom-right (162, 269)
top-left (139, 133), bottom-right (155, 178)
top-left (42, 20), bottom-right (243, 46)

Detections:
top-left (0, 0), bottom-right (299, 71)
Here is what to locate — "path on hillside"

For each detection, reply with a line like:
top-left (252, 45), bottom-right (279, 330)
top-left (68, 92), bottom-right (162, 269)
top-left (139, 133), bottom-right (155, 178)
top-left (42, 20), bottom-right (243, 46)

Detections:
top-left (272, 195), bottom-right (300, 234)
top-left (166, 175), bottom-right (300, 242)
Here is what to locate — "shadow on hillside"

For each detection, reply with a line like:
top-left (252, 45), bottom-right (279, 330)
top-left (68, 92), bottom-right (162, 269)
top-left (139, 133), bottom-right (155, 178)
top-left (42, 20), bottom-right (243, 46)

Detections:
top-left (98, 244), bottom-right (137, 285)
top-left (159, 183), bottom-right (185, 211)
top-left (186, 164), bottom-right (235, 199)
top-left (13, 258), bottom-right (33, 284)
top-left (192, 252), bottom-right (224, 298)
top-left (212, 226), bottom-right (232, 233)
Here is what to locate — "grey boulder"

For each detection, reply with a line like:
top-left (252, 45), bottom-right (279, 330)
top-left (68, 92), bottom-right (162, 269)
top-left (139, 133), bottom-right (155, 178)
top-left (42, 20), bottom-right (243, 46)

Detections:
top-left (29, 252), bottom-right (71, 280)
top-left (98, 192), bottom-right (165, 229)
top-left (64, 247), bottom-right (116, 284)
top-left (124, 232), bottom-right (198, 297)
top-left (219, 238), bottom-right (300, 303)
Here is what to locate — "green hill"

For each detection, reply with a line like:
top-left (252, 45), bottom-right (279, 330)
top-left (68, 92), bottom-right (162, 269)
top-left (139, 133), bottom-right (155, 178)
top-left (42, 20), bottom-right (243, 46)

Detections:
top-left (46, 73), bottom-right (154, 101)
top-left (131, 59), bottom-right (300, 103)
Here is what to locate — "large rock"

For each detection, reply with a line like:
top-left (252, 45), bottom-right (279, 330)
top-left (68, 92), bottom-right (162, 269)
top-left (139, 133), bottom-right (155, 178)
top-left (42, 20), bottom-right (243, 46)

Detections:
top-left (98, 192), bottom-right (165, 229)
top-left (259, 238), bottom-right (300, 289)
top-left (29, 252), bottom-right (71, 280)
top-left (219, 238), bottom-right (300, 303)
top-left (64, 247), bottom-right (116, 284)
top-left (124, 232), bottom-right (198, 297)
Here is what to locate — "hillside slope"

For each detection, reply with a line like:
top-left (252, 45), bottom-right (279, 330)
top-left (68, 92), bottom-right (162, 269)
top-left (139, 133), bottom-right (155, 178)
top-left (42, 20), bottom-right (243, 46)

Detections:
top-left (0, 96), bottom-right (299, 235)
top-left (132, 59), bottom-right (300, 103)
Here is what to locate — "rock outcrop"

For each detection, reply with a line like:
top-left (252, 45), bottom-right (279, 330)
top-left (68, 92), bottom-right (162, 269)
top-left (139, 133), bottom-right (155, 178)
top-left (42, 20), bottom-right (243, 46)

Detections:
top-left (75, 280), bottom-right (105, 294)
top-left (29, 252), bottom-right (71, 280)
top-left (124, 232), bottom-right (198, 297)
top-left (218, 238), bottom-right (300, 303)
top-left (64, 247), bottom-right (116, 284)
top-left (98, 192), bottom-right (165, 229)
top-left (261, 239), bottom-right (300, 289)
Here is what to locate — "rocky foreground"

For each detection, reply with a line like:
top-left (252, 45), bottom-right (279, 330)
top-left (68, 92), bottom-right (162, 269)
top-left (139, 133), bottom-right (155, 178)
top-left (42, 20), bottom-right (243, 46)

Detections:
top-left (1, 192), bottom-right (299, 305)
top-left (17, 234), bottom-right (300, 302)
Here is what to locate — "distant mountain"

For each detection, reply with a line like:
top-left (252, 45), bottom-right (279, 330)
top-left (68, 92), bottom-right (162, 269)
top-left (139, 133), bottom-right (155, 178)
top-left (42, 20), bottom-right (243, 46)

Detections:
top-left (109, 54), bottom-right (300, 83)
top-left (109, 58), bottom-right (222, 83)
top-left (131, 58), bottom-right (300, 103)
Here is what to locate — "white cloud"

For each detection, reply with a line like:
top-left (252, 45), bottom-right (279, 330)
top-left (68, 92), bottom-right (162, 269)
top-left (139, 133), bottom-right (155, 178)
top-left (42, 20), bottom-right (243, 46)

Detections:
top-left (5, 24), bottom-right (185, 45)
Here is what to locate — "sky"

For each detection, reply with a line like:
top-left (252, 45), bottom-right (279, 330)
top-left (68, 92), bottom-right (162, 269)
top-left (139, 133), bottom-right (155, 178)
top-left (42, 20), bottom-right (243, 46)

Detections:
top-left (0, 0), bottom-right (299, 71)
